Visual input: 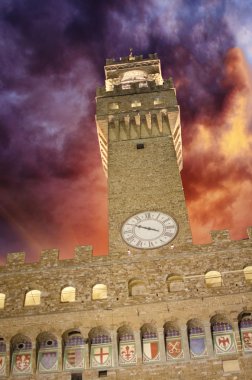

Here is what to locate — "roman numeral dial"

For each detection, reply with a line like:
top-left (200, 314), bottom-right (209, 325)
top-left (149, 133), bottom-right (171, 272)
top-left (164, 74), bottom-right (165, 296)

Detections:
top-left (121, 211), bottom-right (178, 249)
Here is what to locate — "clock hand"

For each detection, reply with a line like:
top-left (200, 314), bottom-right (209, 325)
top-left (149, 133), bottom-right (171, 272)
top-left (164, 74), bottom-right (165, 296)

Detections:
top-left (136, 224), bottom-right (159, 232)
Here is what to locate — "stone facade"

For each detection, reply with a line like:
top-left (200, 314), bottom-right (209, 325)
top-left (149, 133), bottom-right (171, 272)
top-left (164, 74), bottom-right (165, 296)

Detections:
top-left (0, 54), bottom-right (252, 379)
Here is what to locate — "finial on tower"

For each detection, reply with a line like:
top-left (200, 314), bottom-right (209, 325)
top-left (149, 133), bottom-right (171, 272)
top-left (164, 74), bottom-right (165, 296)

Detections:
top-left (129, 48), bottom-right (135, 61)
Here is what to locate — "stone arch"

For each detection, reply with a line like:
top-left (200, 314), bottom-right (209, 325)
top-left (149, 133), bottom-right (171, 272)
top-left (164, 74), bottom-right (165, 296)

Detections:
top-left (11, 334), bottom-right (33, 375)
top-left (92, 284), bottom-right (107, 300)
top-left (63, 329), bottom-right (85, 371)
top-left (243, 266), bottom-right (252, 283)
top-left (89, 326), bottom-right (112, 369)
top-left (117, 325), bottom-right (136, 365)
top-left (24, 289), bottom-right (41, 306)
top-left (210, 314), bottom-right (237, 355)
top-left (187, 319), bottom-right (207, 358)
top-left (0, 336), bottom-right (7, 376)
top-left (164, 321), bottom-right (184, 360)
top-left (166, 274), bottom-right (184, 292)
top-left (61, 286), bottom-right (76, 303)
top-left (36, 332), bottom-right (59, 373)
top-left (141, 323), bottom-right (160, 363)
top-left (205, 270), bottom-right (222, 288)
top-left (128, 278), bottom-right (146, 296)
top-left (238, 311), bottom-right (252, 353)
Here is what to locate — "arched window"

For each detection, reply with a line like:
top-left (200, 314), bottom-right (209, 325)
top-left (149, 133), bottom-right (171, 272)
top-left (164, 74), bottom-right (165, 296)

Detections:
top-left (92, 284), bottom-right (107, 300)
top-left (128, 279), bottom-right (146, 296)
top-left (244, 266), bottom-right (252, 283)
top-left (121, 70), bottom-right (147, 84)
top-left (24, 289), bottom-right (41, 306)
top-left (0, 337), bottom-right (6, 376)
top-left (164, 322), bottom-right (184, 360)
top-left (0, 293), bottom-right (6, 309)
top-left (205, 271), bottom-right (222, 288)
top-left (63, 329), bottom-right (85, 371)
top-left (61, 286), bottom-right (76, 303)
top-left (89, 327), bottom-right (112, 368)
top-left (239, 312), bottom-right (252, 353)
top-left (187, 319), bottom-right (207, 358)
top-left (167, 274), bottom-right (184, 292)
top-left (141, 323), bottom-right (160, 363)
top-left (211, 314), bottom-right (237, 355)
top-left (118, 325), bottom-right (136, 365)
top-left (37, 332), bottom-right (59, 373)
top-left (11, 334), bottom-right (32, 375)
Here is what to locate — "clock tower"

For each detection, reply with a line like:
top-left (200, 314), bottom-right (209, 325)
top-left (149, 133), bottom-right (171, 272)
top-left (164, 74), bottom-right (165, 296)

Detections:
top-left (96, 53), bottom-right (192, 255)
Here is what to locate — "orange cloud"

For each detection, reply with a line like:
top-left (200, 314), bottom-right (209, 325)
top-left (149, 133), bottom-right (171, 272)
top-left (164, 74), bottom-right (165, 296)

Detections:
top-left (183, 48), bottom-right (252, 243)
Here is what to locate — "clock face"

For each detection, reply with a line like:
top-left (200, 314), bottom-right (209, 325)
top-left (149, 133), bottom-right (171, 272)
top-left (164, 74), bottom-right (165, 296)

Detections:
top-left (121, 211), bottom-right (178, 249)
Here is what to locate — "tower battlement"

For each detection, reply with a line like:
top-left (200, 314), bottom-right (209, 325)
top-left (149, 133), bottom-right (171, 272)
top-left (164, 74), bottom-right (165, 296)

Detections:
top-left (1, 227), bottom-right (252, 269)
top-left (106, 53), bottom-right (158, 66)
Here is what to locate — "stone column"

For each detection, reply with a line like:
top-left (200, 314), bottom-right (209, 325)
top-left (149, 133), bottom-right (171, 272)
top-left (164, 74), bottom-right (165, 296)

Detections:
top-left (134, 330), bottom-right (142, 364)
top-left (111, 330), bottom-right (118, 367)
top-left (157, 328), bottom-right (166, 362)
top-left (180, 325), bottom-right (190, 361)
top-left (84, 341), bottom-right (90, 369)
top-left (204, 321), bottom-right (214, 358)
top-left (232, 320), bottom-right (242, 353)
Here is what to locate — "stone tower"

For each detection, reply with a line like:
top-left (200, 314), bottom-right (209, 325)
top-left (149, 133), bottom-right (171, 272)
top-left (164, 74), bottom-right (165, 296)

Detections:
top-left (96, 53), bottom-right (192, 255)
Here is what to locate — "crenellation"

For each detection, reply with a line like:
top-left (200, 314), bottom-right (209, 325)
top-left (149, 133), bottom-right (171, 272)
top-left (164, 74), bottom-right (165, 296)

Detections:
top-left (74, 245), bottom-right (93, 261)
top-left (96, 79), bottom-right (174, 98)
top-left (40, 248), bottom-right (59, 266)
top-left (6, 251), bottom-right (26, 266)
top-left (210, 229), bottom-right (231, 243)
top-left (247, 226), bottom-right (252, 239)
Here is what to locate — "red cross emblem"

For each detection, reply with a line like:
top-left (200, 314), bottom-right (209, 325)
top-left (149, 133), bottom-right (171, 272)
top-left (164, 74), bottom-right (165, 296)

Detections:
top-left (93, 347), bottom-right (109, 364)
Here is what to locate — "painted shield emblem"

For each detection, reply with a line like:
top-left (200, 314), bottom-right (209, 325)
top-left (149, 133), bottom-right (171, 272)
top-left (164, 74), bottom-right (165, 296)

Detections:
top-left (166, 339), bottom-right (183, 359)
top-left (0, 355), bottom-right (5, 375)
top-left (93, 346), bottom-right (110, 365)
top-left (0, 356), bottom-right (4, 370)
top-left (15, 354), bottom-right (31, 372)
top-left (190, 336), bottom-right (207, 357)
top-left (215, 335), bottom-right (231, 352)
top-left (120, 344), bottom-right (136, 362)
top-left (40, 351), bottom-right (58, 370)
top-left (143, 341), bottom-right (160, 361)
top-left (66, 348), bottom-right (83, 367)
top-left (242, 331), bottom-right (252, 350)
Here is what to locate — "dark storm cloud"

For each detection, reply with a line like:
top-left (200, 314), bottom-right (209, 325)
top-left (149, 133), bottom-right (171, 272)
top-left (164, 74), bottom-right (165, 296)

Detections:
top-left (0, 0), bottom-right (251, 259)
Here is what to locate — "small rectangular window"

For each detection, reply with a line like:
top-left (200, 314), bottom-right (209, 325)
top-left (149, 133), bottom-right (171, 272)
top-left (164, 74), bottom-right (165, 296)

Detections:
top-left (139, 82), bottom-right (148, 88)
top-left (136, 143), bottom-right (144, 150)
top-left (131, 100), bottom-right (141, 107)
top-left (108, 102), bottom-right (119, 110)
top-left (154, 98), bottom-right (164, 106)
top-left (122, 84), bottom-right (131, 89)
top-left (99, 371), bottom-right (108, 378)
top-left (71, 374), bottom-right (82, 380)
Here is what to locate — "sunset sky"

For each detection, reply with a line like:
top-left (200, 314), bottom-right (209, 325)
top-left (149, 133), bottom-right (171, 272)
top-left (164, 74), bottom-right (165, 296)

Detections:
top-left (0, 0), bottom-right (252, 261)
